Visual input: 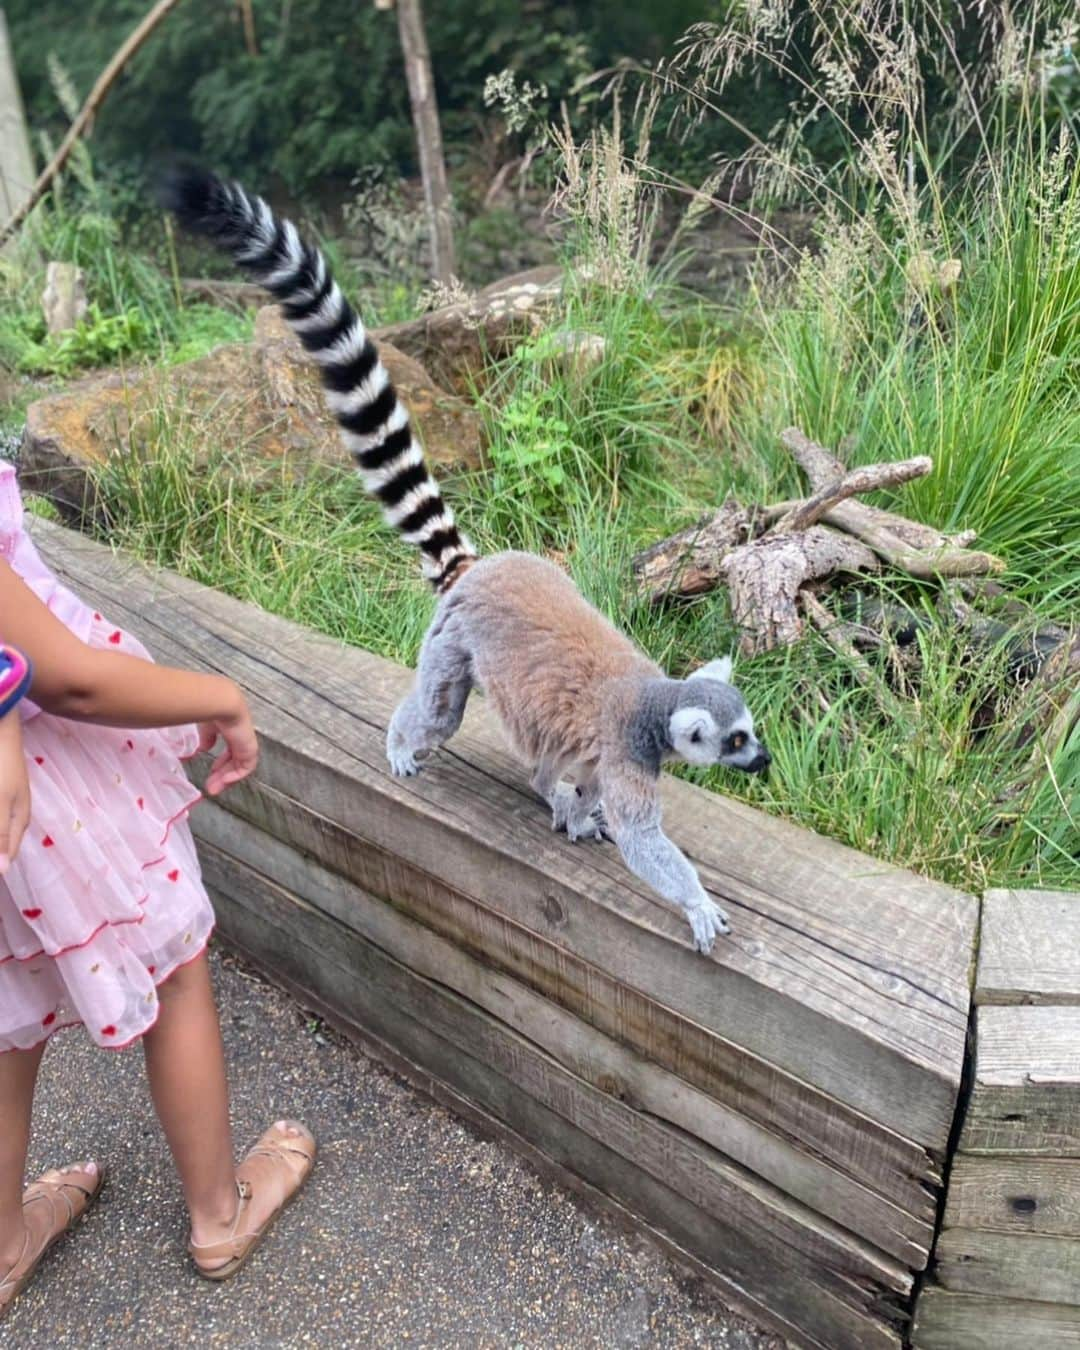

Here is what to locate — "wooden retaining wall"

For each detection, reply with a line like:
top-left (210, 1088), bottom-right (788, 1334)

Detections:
top-left (914, 889), bottom-right (1080, 1349)
top-left (35, 520), bottom-right (979, 1350)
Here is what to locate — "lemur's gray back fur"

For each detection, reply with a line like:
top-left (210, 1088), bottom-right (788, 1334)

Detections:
top-left (160, 167), bottom-right (475, 593)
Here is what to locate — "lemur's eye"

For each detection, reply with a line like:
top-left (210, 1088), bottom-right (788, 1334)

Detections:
top-left (689, 729), bottom-right (702, 744)
top-left (731, 733), bottom-right (746, 751)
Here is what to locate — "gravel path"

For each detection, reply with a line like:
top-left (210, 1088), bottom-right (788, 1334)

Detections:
top-left (7, 945), bottom-right (784, 1349)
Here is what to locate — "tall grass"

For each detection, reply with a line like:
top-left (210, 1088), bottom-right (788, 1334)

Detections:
top-left (85, 2), bottom-right (1077, 893)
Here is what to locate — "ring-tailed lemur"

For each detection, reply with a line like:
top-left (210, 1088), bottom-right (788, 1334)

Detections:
top-left (163, 168), bottom-right (771, 953)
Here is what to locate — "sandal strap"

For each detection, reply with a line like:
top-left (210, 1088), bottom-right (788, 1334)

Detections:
top-left (23, 1177), bottom-right (92, 1228)
top-left (0, 1231), bottom-right (32, 1298)
top-left (187, 1181), bottom-right (253, 1261)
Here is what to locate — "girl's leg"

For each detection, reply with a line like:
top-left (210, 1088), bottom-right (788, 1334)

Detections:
top-left (142, 950), bottom-right (312, 1270)
top-left (0, 1044), bottom-right (45, 1271)
top-left (141, 951), bottom-right (237, 1241)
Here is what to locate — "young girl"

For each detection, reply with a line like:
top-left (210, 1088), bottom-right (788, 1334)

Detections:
top-left (0, 460), bottom-right (315, 1317)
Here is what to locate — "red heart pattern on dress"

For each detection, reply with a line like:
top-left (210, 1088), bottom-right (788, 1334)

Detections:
top-left (22, 908), bottom-right (42, 919)
top-left (101, 1025), bottom-right (117, 1037)
top-left (41, 835), bottom-right (54, 848)
top-left (42, 1012), bottom-right (56, 1027)
top-left (108, 631), bottom-right (121, 645)
top-left (167, 869), bottom-right (180, 882)
top-left (33, 756), bottom-right (44, 765)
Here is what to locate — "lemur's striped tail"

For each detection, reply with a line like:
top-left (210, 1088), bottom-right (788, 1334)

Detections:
top-left (160, 167), bottom-right (476, 592)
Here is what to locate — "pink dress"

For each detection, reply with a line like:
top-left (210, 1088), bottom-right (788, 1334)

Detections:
top-left (0, 462), bottom-right (215, 1053)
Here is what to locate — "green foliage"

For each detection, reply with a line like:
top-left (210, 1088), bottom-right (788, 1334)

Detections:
top-left (17, 304), bottom-right (151, 376)
top-left (5, 0), bottom-right (739, 209)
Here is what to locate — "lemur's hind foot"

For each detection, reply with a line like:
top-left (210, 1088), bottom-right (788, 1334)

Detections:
top-left (549, 782), bottom-right (608, 843)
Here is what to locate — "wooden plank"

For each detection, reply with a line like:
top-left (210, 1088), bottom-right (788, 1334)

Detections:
top-left (194, 799), bottom-right (934, 1266)
top-left (977, 890), bottom-right (1080, 1006)
top-left (240, 952), bottom-right (839, 1350)
top-left (199, 838), bottom-right (907, 1350)
top-left (914, 1287), bottom-right (1080, 1349)
top-left (962, 1006), bottom-right (1080, 1155)
top-left (935, 1227), bottom-right (1080, 1304)
top-left (34, 518), bottom-right (976, 1151)
top-left (200, 771), bottom-right (939, 1224)
top-left (946, 1156), bottom-right (1080, 1238)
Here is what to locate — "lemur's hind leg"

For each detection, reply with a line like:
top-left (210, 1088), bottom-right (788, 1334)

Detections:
top-left (532, 763), bottom-right (607, 843)
top-left (387, 630), bottom-right (472, 778)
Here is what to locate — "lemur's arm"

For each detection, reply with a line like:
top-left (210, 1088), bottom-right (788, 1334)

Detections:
top-left (598, 753), bottom-right (731, 953)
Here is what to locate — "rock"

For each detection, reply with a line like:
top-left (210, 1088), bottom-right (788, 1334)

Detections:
top-left (371, 264), bottom-right (567, 392)
top-left (20, 309), bottom-right (483, 521)
top-left (41, 262), bottom-right (87, 336)
top-left (179, 277), bottom-right (269, 312)
top-left (542, 330), bottom-right (606, 380)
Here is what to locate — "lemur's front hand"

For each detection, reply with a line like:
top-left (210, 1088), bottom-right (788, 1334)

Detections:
top-left (684, 894), bottom-right (731, 953)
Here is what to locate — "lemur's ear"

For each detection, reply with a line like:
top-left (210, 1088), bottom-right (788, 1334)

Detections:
top-left (670, 708), bottom-right (717, 743)
top-left (688, 655), bottom-right (733, 685)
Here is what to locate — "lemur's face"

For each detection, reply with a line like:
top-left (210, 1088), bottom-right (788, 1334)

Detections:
top-left (668, 657), bottom-right (771, 775)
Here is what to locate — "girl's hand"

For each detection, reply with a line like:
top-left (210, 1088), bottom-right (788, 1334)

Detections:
top-left (0, 709), bottom-right (30, 872)
top-left (197, 688), bottom-right (259, 797)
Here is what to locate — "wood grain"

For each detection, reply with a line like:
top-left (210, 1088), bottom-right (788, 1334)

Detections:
top-left (914, 1288), bottom-right (1080, 1349)
top-left (946, 1156), bottom-right (1080, 1238)
top-left (977, 890), bottom-right (1080, 1006)
top-left (962, 1005), bottom-right (1080, 1155)
top-left (936, 1227), bottom-right (1080, 1303)
top-left (194, 797), bottom-right (934, 1266)
top-left (199, 769), bottom-right (941, 1221)
top-left (201, 838), bottom-right (908, 1350)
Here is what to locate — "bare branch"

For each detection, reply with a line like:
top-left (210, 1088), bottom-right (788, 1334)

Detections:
top-left (0, 0), bottom-right (186, 247)
top-left (772, 456), bottom-right (933, 534)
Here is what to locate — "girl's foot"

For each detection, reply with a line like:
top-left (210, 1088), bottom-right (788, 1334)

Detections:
top-left (188, 1121), bottom-right (315, 1280)
top-left (0, 1161), bottom-right (106, 1319)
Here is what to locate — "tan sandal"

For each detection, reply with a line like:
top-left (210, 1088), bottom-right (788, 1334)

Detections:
top-left (0, 1162), bottom-right (107, 1320)
top-left (188, 1120), bottom-right (315, 1281)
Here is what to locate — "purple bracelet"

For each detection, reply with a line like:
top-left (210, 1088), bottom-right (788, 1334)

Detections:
top-left (0, 645), bottom-right (32, 718)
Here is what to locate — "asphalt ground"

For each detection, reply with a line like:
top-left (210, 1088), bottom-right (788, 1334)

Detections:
top-left (4, 944), bottom-right (785, 1349)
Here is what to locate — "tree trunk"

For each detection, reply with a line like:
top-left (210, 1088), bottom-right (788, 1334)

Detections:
top-left (395, 0), bottom-right (455, 282)
top-left (0, 8), bottom-right (34, 251)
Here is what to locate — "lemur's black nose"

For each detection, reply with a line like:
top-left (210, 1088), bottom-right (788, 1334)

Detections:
top-left (749, 746), bottom-right (771, 774)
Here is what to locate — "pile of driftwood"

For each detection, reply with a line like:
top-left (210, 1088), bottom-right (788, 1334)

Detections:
top-left (633, 427), bottom-right (1077, 789)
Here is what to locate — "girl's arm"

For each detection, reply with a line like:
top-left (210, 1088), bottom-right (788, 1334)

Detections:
top-left (0, 707), bottom-right (30, 871)
top-left (0, 558), bottom-right (257, 796)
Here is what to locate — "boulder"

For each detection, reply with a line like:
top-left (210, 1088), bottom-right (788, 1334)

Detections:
top-left (370, 264), bottom-right (567, 391)
top-left (20, 309), bottom-right (483, 521)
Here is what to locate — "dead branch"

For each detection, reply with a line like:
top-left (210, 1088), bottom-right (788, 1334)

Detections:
top-left (632, 499), bottom-right (756, 603)
top-left (0, 0), bottom-right (186, 247)
top-left (776, 428), bottom-right (1004, 577)
top-left (779, 426), bottom-right (846, 489)
top-left (772, 455), bottom-right (932, 534)
top-left (722, 526), bottom-right (879, 654)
